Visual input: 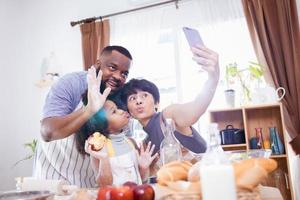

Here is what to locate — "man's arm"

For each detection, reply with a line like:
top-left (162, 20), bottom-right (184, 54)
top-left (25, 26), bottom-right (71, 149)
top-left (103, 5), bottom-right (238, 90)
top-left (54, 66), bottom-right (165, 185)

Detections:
top-left (163, 46), bottom-right (219, 127)
top-left (41, 107), bottom-right (93, 141)
top-left (41, 67), bottom-right (110, 141)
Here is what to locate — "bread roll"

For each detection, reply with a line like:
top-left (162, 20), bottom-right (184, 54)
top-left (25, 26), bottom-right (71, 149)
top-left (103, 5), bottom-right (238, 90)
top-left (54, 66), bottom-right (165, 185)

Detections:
top-left (233, 158), bottom-right (277, 178)
top-left (236, 164), bottom-right (268, 190)
top-left (88, 132), bottom-right (106, 151)
top-left (233, 158), bottom-right (277, 190)
top-left (187, 161), bottom-right (201, 182)
top-left (157, 161), bottom-right (192, 186)
top-left (159, 158), bottom-right (277, 192)
top-left (166, 180), bottom-right (201, 193)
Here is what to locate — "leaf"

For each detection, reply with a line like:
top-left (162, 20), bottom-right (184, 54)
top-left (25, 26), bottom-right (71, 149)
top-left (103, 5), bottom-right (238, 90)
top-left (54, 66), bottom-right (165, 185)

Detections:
top-left (249, 65), bottom-right (263, 79)
top-left (24, 139), bottom-right (37, 153)
top-left (13, 139), bottom-right (37, 168)
top-left (225, 62), bottom-right (238, 83)
top-left (12, 154), bottom-right (34, 168)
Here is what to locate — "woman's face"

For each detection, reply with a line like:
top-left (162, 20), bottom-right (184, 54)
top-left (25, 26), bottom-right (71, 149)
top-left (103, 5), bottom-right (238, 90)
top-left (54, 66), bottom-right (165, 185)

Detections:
top-left (104, 100), bottom-right (130, 133)
top-left (126, 90), bottom-right (158, 124)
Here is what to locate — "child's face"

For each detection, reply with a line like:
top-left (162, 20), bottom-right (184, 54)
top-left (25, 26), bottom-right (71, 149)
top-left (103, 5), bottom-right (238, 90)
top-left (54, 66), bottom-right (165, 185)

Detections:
top-left (126, 90), bottom-right (158, 121)
top-left (104, 100), bottom-right (130, 133)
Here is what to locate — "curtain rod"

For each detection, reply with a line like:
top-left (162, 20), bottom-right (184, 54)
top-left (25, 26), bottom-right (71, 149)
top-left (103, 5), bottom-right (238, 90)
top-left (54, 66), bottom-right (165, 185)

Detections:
top-left (70, 0), bottom-right (181, 27)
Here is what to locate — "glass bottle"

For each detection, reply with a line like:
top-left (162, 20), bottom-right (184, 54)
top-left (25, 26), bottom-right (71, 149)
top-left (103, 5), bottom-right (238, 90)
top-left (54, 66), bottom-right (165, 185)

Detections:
top-left (255, 127), bottom-right (264, 149)
top-left (160, 118), bottom-right (182, 165)
top-left (200, 123), bottom-right (236, 200)
top-left (269, 127), bottom-right (285, 154)
top-left (202, 123), bottom-right (225, 162)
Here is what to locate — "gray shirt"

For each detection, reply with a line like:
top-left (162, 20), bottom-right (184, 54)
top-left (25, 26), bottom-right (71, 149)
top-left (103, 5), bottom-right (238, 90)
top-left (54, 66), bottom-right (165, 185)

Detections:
top-left (144, 112), bottom-right (207, 154)
top-left (43, 71), bottom-right (87, 118)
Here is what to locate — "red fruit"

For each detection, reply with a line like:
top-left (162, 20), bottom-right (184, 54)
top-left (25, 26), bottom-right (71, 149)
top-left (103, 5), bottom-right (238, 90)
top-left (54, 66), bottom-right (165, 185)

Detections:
top-left (123, 181), bottom-right (138, 189)
top-left (133, 184), bottom-right (155, 200)
top-left (110, 186), bottom-right (134, 200)
top-left (97, 186), bottom-right (113, 200)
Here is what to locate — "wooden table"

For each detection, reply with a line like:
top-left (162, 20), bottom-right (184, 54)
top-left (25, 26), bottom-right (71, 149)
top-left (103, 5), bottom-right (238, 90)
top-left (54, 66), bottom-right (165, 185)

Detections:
top-left (53, 184), bottom-right (283, 200)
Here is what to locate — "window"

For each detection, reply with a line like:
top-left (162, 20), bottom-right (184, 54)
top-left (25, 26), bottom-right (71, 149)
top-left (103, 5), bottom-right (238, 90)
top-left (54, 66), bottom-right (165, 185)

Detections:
top-left (111, 0), bottom-right (258, 136)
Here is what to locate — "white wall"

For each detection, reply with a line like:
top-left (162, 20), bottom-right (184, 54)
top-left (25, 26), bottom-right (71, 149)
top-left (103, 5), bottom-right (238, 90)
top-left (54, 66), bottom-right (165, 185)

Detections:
top-left (0, 0), bottom-right (136, 191)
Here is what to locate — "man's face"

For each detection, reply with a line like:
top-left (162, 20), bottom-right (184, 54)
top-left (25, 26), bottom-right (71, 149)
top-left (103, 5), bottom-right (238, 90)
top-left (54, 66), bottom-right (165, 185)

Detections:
top-left (96, 50), bottom-right (131, 91)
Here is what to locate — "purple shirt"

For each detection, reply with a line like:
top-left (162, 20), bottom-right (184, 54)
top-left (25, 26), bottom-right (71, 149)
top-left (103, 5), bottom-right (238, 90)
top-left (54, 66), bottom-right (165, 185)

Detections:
top-left (43, 71), bottom-right (87, 119)
top-left (144, 112), bottom-right (207, 154)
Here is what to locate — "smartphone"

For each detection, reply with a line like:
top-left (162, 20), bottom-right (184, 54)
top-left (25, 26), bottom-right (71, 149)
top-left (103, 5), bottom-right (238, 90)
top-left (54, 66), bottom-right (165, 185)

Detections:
top-left (182, 27), bottom-right (204, 47)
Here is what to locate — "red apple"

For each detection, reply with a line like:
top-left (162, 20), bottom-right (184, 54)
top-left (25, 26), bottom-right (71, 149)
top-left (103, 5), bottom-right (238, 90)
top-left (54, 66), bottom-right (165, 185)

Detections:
top-left (133, 184), bottom-right (155, 200)
top-left (97, 186), bottom-right (113, 200)
top-left (123, 181), bottom-right (138, 189)
top-left (110, 185), bottom-right (134, 200)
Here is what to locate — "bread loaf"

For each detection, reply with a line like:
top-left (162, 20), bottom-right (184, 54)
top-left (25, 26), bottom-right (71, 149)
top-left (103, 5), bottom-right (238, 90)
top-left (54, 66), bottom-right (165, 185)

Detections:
top-left (157, 161), bottom-right (192, 186)
top-left (158, 158), bottom-right (277, 192)
top-left (88, 132), bottom-right (106, 151)
top-left (233, 158), bottom-right (277, 190)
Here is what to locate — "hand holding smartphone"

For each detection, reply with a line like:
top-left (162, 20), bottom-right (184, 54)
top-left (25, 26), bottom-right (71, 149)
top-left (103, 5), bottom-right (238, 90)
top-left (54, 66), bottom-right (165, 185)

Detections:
top-left (183, 27), bottom-right (204, 48)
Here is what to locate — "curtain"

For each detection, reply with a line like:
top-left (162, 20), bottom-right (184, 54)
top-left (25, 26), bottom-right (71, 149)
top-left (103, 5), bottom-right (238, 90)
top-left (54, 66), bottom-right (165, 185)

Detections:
top-left (80, 20), bottom-right (110, 70)
top-left (242, 0), bottom-right (300, 154)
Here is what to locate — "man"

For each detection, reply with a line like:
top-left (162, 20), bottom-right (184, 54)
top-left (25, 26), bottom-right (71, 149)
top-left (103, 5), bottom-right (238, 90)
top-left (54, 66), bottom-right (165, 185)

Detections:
top-left (33, 46), bottom-right (132, 187)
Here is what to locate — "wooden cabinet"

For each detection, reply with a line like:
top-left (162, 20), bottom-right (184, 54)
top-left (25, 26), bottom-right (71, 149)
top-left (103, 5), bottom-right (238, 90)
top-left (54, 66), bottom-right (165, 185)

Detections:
top-left (209, 103), bottom-right (294, 200)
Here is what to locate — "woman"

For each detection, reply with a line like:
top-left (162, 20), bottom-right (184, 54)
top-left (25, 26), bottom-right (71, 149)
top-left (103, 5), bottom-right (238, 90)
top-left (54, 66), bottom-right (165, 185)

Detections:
top-left (120, 46), bottom-right (219, 155)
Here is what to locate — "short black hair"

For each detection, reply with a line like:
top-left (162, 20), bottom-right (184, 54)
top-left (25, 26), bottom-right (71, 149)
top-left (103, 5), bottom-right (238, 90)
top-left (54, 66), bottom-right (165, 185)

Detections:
top-left (121, 79), bottom-right (160, 105)
top-left (101, 45), bottom-right (132, 60)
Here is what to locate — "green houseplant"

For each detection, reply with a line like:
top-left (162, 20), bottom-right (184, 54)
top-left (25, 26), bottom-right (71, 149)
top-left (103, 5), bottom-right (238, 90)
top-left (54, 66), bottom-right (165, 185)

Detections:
top-left (13, 139), bottom-right (37, 168)
top-left (225, 61), bottom-right (264, 104)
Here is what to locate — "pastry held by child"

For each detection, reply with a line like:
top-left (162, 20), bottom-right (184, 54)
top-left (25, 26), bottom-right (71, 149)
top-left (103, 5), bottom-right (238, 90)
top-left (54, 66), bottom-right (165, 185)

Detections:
top-left (88, 132), bottom-right (107, 151)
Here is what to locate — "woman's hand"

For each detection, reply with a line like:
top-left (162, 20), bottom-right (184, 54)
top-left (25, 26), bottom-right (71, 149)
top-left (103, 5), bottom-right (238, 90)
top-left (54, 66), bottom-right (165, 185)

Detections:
top-left (191, 45), bottom-right (220, 81)
top-left (85, 66), bottom-right (111, 115)
top-left (137, 141), bottom-right (158, 170)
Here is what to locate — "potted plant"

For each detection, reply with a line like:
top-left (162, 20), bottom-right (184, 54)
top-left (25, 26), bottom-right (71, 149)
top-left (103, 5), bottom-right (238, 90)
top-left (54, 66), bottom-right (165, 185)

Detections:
top-left (225, 61), bottom-right (264, 105)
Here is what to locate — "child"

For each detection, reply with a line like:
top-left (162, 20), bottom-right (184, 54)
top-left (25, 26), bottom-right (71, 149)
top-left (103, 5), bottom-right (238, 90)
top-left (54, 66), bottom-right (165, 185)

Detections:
top-left (76, 99), bottom-right (158, 187)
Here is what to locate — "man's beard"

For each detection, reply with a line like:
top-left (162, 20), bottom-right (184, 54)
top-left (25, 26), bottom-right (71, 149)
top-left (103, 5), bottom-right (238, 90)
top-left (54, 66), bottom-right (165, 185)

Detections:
top-left (100, 82), bottom-right (106, 93)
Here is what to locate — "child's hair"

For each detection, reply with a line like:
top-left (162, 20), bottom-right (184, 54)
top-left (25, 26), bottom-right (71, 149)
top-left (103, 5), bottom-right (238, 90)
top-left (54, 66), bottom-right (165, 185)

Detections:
top-left (77, 87), bottom-right (128, 155)
top-left (76, 108), bottom-right (110, 155)
top-left (120, 79), bottom-right (160, 107)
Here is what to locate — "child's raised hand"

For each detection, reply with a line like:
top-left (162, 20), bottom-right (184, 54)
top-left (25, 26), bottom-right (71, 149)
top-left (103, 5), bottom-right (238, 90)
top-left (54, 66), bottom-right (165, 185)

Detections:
top-left (137, 141), bottom-right (158, 170)
top-left (85, 66), bottom-right (111, 115)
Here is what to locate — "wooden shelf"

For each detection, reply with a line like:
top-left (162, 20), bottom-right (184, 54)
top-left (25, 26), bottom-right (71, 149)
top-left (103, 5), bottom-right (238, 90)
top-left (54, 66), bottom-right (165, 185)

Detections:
top-left (221, 143), bottom-right (247, 148)
top-left (209, 103), bottom-right (294, 200)
top-left (270, 154), bottom-right (287, 158)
